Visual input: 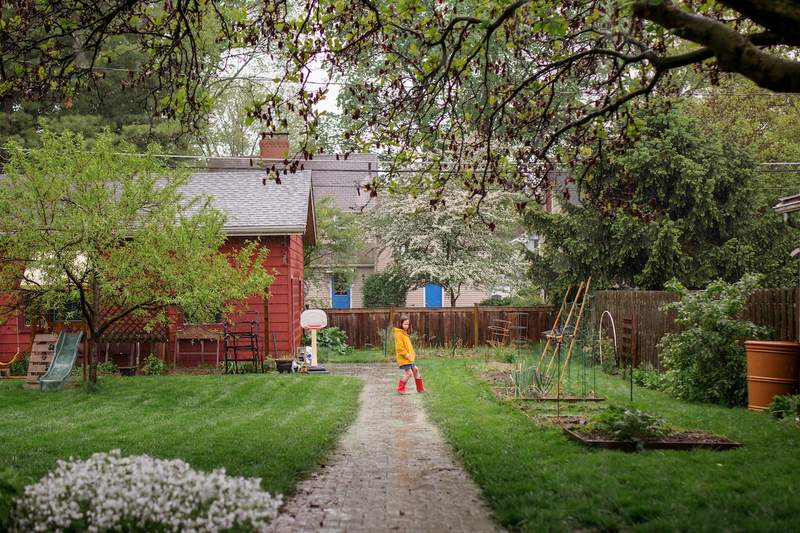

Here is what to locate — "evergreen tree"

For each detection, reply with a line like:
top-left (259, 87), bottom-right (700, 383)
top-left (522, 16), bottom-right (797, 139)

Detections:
top-left (527, 106), bottom-right (799, 294)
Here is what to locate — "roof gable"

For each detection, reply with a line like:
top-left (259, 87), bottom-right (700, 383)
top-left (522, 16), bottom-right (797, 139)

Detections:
top-left (181, 170), bottom-right (313, 236)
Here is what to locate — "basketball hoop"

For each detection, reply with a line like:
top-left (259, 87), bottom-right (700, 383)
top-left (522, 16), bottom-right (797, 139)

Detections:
top-left (300, 310), bottom-right (328, 369)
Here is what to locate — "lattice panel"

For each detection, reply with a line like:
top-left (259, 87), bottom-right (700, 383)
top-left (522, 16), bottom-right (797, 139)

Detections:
top-left (97, 308), bottom-right (169, 343)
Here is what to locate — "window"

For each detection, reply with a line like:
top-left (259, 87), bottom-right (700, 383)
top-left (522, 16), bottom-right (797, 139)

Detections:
top-left (331, 274), bottom-right (351, 309)
top-left (332, 274), bottom-right (349, 295)
top-left (23, 293), bottom-right (83, 326)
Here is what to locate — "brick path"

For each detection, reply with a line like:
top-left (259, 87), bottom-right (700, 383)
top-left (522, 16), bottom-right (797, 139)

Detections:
top-left (270, 364), bottom-right (502, 533)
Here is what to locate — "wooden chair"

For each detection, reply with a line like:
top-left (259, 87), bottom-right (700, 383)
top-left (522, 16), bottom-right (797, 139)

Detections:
top-left (223, 321), bottom-right (260, 373)
top-left (487, 319), bottom-right (511, 347)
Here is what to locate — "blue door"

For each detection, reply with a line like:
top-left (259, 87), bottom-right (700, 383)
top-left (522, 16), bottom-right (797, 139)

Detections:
top-left (331, 275), bottom-right (351, 309)
top-left (424, 283), bottom-right (443, 307)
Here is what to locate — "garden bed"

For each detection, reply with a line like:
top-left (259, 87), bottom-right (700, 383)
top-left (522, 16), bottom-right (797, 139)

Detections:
top-left (479, 366), bottom-right (514, 386)
top-left (493, 387), bottom-right (606, 402)
top-left (563, 426), bottom-right (741, 452)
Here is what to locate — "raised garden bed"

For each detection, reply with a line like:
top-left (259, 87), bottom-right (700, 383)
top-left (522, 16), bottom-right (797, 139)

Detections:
top-left (493, 387), bottom-right (606, 402)
top-left (563, 426), bottom-right (741, 452)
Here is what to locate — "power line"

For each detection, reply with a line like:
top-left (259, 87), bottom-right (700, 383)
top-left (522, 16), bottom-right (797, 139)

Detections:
top-left (48, 64), bottom-right (800, 99)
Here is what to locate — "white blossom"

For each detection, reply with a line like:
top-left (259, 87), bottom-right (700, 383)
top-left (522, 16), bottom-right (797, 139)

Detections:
top-left (363, 188), bottom-right (526, 304)
top-left (13, 450), bottom-right (282, 532)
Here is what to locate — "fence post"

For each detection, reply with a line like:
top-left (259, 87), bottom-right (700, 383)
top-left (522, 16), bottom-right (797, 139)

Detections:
top-left (444, 312), bottom-right (450, 348)
top-left (473, 303), bottom-right (480, 347)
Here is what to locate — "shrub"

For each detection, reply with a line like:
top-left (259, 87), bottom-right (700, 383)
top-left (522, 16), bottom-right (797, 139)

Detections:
top-left (768, 394), bottom-right (800, 421)
top-left (480, 285), bottom-right (544, 307)
top-left (630, 365), bottom-right (671, 392)
top-left (480, 294), bottom-right (512, 306)
top-left (362, 271), bottom-right (409, 307)
top-left (96, 360), bottom-right (119, 375)
top-left (658, 274), bottom-right (768, 407)
top-left (10, 354), bottom-right (28, 376)
top-left (592, 405), bottom-right (671, 445)
top-left (140, 354), bottom-right (167, 376)
top-left (12, 450), bottom-right (281, 532)
top-left (317, 327), bottom-right (351, 356)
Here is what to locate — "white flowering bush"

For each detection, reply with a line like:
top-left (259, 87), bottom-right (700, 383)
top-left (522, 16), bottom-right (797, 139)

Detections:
top-left (13, 450), bottom-right (282, 532)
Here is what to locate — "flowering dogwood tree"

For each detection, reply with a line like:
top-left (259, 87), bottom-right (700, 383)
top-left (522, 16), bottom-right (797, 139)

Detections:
top-left (363, 189), bottom-right (525, 307)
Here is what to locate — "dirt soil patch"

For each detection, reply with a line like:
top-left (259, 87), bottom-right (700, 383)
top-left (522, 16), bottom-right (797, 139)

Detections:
top-left (479, 365), bottom-right (513, 387)
top-left (538, 415), bottom-right (589, 427)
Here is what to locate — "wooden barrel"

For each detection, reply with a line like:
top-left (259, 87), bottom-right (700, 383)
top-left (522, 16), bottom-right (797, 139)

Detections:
top-left (745, 341), bottom-right (800, 411)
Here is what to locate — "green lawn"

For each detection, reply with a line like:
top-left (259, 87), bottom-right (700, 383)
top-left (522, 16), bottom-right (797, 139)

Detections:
top-left (0, 373), bottom-right (362, 495)
top-left (318, 343), bottom-right (527, 365)
top-left (423, 358), bottom-right (800, 532)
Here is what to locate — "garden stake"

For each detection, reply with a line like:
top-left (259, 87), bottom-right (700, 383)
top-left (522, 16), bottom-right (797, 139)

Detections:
top-left (580, 334), bottom-right (586, 398)
top-left (630, 353), bottom-right (634, 403)
top-left (537, 287), bottom-right (571, 373)
top-left (556, 339), bottom-right (562, 415)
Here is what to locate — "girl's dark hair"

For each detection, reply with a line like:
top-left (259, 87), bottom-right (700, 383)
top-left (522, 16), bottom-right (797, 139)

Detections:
top-left (396, 315), bottom-right (410, 328)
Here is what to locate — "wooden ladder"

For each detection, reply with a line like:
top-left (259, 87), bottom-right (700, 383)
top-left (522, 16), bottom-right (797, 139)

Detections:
top-left (24, 334), bottom-right (58, 390)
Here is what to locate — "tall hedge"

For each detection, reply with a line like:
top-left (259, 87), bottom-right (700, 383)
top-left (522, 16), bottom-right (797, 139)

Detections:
top-left (363, 271), bottom-right (409, 308)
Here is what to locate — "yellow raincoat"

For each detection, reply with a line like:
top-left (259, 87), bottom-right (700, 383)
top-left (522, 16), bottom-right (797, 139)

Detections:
top-left (393, 327), bottom-right (416, 367)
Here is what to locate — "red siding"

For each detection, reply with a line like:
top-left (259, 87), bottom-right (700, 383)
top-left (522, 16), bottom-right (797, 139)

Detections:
top-left (288, 234), bottom-right (305, 354)
top-left (0, 234), bottom-right (306, 366)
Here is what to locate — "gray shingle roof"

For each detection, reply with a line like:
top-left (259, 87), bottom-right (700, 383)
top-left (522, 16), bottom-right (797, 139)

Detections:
top-left (774, 193), bottom-right (800, 215)
top-left (206, 154), bottom-right (378, 213)
top-left (302, 154), bottom-right (378, 212)
top-left (181, 170), bottom-right (313, 235)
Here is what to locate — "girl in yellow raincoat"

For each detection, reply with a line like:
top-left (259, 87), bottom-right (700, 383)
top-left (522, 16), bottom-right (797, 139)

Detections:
top-left (394, 315), bottom-right (425, 394)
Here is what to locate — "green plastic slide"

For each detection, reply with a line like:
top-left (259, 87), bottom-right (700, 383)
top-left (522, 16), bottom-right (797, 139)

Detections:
top-left (39, 332), bottom-right (83, 391)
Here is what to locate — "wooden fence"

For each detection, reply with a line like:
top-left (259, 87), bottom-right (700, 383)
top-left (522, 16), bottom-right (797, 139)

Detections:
top-left (324, 305), bottom-right (554, 348)
top-left (590, 288), bottom-right (799, 368)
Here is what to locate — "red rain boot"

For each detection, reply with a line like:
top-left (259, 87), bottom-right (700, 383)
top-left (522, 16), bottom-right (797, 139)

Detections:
top-left (397, 379), bottom-right (409, 394)
top-left (415, 377), bottom-right (425, 392)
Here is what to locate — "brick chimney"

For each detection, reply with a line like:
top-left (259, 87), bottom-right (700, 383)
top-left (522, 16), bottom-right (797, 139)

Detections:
top-left (259, 133), bottom-right (289, 160)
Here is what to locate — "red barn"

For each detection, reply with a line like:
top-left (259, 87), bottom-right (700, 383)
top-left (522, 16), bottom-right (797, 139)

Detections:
top-left (0, 137), bottom-right (316, 368)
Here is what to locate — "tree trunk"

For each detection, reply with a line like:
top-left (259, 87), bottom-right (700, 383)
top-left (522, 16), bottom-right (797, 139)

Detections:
top-left (450, 289), bottom-right (458, 307)
top-left (89, 275), bottom-right (100, 384)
